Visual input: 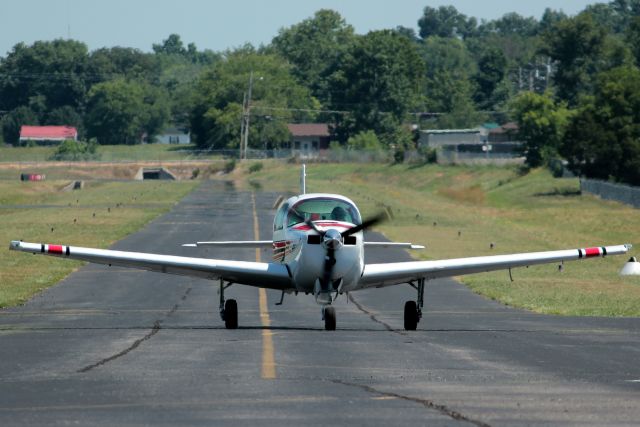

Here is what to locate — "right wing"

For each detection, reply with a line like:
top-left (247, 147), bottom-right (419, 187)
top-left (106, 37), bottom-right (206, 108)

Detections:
top-left (10, 240), bottom-right (292, 291)
top-left (357, 244), bottom-right (632, 290)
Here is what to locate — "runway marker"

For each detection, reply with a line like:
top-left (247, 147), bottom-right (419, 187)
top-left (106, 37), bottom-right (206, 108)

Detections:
top-left (252, 193), bottom-right (276, 380)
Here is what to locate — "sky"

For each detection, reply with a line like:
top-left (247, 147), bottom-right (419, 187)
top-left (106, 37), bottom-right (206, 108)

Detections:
top-left (0, 0), bottom-right (601, 56)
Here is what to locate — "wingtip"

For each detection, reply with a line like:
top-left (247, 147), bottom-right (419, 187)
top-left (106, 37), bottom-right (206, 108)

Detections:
top-left (411, 244), bottom-right (426, 250)
top-left (181, 243), bottom-right (197, 247)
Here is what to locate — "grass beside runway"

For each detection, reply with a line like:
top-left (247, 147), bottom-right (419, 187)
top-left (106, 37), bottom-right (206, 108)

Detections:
top-left (0, 180), bottom-right (198, 308)
top-left (242, 161), bottom-right (640, 317)
top-left (0, 143), bottom-right (218, 162)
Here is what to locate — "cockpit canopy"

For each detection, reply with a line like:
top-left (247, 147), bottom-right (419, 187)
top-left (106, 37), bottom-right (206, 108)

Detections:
top-left (274, 197), bottom-right (362, 230)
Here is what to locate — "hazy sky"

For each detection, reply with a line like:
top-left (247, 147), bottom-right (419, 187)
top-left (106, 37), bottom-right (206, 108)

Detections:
top-left (0, 0), bottom-right (600, 56)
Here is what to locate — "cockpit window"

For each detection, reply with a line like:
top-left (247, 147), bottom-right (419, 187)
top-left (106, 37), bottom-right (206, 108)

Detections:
top-left (274, 203), bottom-right (288, 231)
top-left (287, 198), bottom-right (361, 227)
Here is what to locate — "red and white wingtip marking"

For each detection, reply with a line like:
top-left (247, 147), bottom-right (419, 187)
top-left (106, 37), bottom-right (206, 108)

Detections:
top-left (579, 247), bottom-right (606, 258)
top-left (578, 244), bottom-right (632, 258)
top-left (9, 240), bottom-right (70, 256)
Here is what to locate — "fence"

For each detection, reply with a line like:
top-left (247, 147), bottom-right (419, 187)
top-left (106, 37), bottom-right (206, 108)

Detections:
top-left (580, 178), bottom-right (640, 209)
top-left (1, 145), bottom-right (525, 165)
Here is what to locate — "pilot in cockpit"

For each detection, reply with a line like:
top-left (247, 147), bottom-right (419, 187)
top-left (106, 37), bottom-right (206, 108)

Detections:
top-left (330, 206), bottom-right (348, 222)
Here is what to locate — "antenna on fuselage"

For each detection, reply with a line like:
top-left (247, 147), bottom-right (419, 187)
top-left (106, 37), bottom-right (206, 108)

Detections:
top-left (300, 164), bottom-right (306, 194)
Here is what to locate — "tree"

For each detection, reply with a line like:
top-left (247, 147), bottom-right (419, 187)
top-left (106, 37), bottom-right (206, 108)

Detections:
top-left (561, 66), bottom-right (640, 185)
top-left (541, 13), bottom-right (607, 105)
top-left (153, 34), bottom-right (187, 56)
top-left (271, 9), bottom-right (355, 102)
top-left (326, 30), bottom-right (426, 145)
top-left (474, 47), bottom-right (508, 109)
top-left (393, 26), bottom-right (420, 43)
top-left (0, 39), bottom-right (89, 112)
top-left (85, 79), bottom-right (169, 145)
top-left (538, 8), bottom-right (568, 34)
top-left (44, 106), bottom-right (84, 136)
top-left (87, 47), bottom-right (158, 83)
top-left (418, 6), bottom-right (476, 39)
top-left (346, 130), bottom-right (382, 151)
top-left (627, 16), bottom-right (640, 66)
top-left (419, 37), bottom-right (483, 128)
top-left (510, 91), bottom-right (572, 168)
top-left (583, 0), bottom-right (640, 33)
top-left (189, 49), bottom-right (317, 150)
top-left (478, 12), bottom-right (538, 37)
top-left (1, 106), bottom-right (39, 145)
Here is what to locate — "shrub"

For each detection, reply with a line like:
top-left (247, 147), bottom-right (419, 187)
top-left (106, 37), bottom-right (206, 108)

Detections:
top-left (224, 159), bottom-right (236, 173)
top-left (248, 162), bottom-right (264, 173)
top-left (48, 139), bottom-right (100, 161)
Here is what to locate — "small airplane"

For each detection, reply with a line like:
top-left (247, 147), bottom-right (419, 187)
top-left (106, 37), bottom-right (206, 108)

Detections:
top-left (9, 165), bottom-right (632, 330)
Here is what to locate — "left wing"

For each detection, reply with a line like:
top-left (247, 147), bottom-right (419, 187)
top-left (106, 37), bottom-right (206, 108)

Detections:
top-left (357, 244), bottom-right (631, 289)
top-left (9, 240), bottom-right (292, 291)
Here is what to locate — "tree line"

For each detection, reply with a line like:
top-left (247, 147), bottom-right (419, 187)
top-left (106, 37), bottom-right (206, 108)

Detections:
top-left (1, 2), bottom-right (639, 185)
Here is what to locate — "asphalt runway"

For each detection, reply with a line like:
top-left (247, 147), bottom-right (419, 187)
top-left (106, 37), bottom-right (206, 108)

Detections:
top-left (1, 180), bottom-right (639, 426)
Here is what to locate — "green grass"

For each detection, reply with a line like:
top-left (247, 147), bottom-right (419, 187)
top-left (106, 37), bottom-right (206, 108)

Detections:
top-left (0, 180), bottom-right (198, 307)
top-left (0, 144), bottom-right (219, 163)
top-left (245, 161), bottom-right (640, 317)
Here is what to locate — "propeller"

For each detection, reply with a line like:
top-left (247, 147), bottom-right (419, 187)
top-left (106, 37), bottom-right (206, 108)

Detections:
top-left (293, 209), bottom-right (386, 291)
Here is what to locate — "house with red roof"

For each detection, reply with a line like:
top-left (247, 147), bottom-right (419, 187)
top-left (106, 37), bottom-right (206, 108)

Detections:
top-left (287, 123), bottom-right (330, 156)
top-left (19, 126), bottom-right (78, 145)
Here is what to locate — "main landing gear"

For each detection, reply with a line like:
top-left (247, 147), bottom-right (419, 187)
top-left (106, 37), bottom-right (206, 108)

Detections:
top-left (219, 279), bottom-right (237, 329)
top-left (404, 278), bottom-right (425, 331)
top-left (322, 306), bottom-right (336, 331)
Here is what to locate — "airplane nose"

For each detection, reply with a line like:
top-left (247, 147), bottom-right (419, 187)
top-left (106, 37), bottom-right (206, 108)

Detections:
top-left (323, 229), bottom-right (343, 251)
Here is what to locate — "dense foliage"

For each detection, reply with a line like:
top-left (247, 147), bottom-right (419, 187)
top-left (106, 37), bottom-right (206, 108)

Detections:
top-left (1, 2), bottom-right (640, 184)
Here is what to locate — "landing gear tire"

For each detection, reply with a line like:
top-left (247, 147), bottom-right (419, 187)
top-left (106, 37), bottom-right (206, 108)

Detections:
top-left (224, 299), bottom-right (238, 329)
top-left (324, 306), bottom-right (336, 331)
top-left (404, 301), bottom-right (418, 331)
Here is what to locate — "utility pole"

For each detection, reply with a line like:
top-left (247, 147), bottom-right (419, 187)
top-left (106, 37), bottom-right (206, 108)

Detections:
top-left (239, 92), bottom-right (247, 159)
top-left (239, 71), bottom-right (255, 161)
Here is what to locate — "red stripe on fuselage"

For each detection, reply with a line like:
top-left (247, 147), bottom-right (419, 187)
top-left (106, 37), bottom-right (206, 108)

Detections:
top-left (292, 222), bottom-right (351, 231)
top-left (48, 244), bottom-right (64, 254)
top-left (584, 247), bottom-right (601, 258)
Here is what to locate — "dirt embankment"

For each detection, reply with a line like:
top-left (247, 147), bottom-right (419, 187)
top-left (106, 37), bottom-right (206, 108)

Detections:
top-left (0, 160), bottom-right (221, 180)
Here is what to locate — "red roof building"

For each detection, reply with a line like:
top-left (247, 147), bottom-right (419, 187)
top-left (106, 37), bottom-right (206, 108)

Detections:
top-left (287, 124), bottom-right (330, 152)
top-left (19, 126), bottom-right (78, 143)
top-left (287, 123), bottom-right (330, 138)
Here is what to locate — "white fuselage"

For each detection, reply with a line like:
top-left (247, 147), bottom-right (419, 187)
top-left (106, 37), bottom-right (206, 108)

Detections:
top-left (272, 194), bottom-right (365, 298)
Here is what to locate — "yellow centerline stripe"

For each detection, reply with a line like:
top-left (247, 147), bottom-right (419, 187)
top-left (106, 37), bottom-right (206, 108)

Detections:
top-left (252, 193), bottom-right (276, 379)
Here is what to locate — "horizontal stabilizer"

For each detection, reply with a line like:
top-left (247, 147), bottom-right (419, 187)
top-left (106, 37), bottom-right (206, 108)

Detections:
top-left (364, 242), bottom-right (425, 250)
top-left (182, 241), bottom-right (273, 248)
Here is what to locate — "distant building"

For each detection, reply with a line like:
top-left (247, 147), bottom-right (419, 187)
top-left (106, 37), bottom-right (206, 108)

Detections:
top-left (19, 126), bottom-right (78, 145)
top-left (418, 128), bottom-right (484, 149)
top-left (287, 123), bottom-right (330, 157)
top-left (419, 126), bottom-right (522, 162)
top-left (155, 127), bottom-right (191, 144)
top-left (488, 122), bottom-right (519, 143)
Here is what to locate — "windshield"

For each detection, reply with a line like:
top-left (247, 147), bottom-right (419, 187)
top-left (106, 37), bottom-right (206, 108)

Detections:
top-left (287, 198), bottom-right (361, 227)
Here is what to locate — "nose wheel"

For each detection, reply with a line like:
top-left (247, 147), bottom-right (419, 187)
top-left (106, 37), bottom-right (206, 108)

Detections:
top-left (323, 306), bottom-right (336, 330)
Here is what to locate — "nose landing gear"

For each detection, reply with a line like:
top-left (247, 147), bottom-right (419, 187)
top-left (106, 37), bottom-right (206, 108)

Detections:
top-left (323, 306), bottom-right (336, 330)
